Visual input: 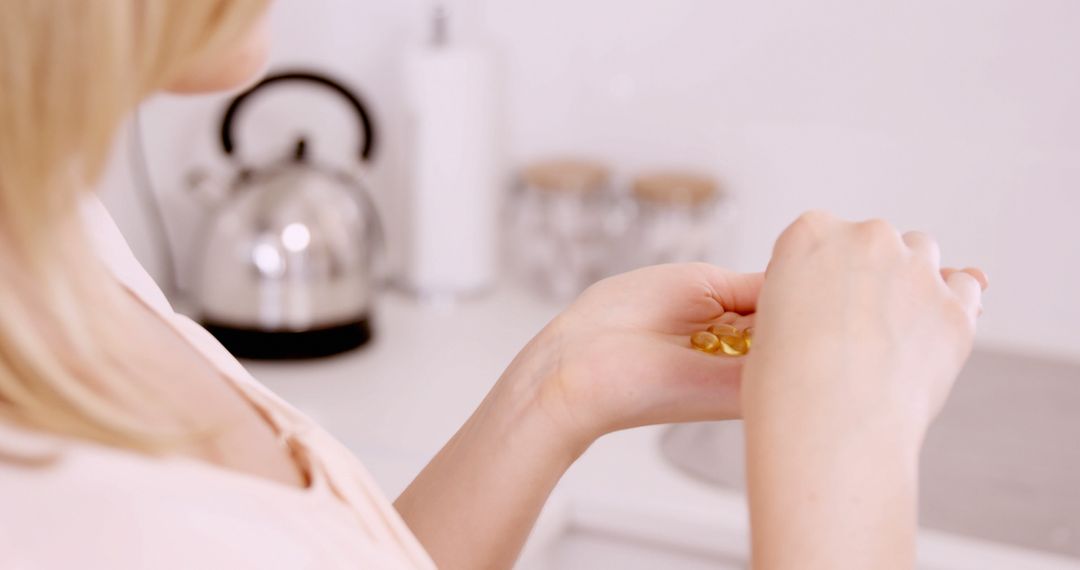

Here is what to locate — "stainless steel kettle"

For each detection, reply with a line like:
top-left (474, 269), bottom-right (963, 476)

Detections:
top-left (192, 71), bottom-right (382, 360)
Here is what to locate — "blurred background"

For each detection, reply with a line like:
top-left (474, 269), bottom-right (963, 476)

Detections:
top-left (96, 1), bottom-right (1080, 568)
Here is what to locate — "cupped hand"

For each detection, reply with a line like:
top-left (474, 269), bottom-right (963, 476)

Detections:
top-left (525, 263), bottom-right (764, 446)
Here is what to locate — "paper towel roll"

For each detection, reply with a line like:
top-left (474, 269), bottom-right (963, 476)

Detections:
top-left (404, 44), bottom-right (500, 298)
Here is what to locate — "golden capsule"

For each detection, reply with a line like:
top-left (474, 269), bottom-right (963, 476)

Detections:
top-left (708, 324), bottom-right (740, 338)
top-left (691, 331), bottom-right (722, 353)
top-left (742, 328), bottom-right (753, 350)
top-left (719, 334), bottom-right (749, 357)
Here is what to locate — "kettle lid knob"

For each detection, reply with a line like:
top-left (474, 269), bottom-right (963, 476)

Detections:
top-left (293, 137), bottom-right (308, 163)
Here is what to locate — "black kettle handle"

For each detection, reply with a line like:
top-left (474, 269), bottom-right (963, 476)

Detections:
top-left (220, 70), bottom-right (376, 162)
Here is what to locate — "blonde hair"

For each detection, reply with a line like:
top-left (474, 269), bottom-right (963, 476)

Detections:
top-left (0, 0), bottom-right (269, 451)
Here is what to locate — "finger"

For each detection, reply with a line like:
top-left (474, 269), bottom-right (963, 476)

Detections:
top-left (731, 313), bottom-right (756, 332)
top-left (707, 270), bottom-right (765, 314)
top-left (903, 231), bottom-right (941, 268)
top-left (941, 267), bottom-right (990, 292)
top-left (855, 218), bottom-right (904, 248)
top-left (962, 267), bottom-right (990, 291)
top-left (946, 271), bottom-right (983, 321)
top-left (716, 312), bottom-right (739, 325)
top-left (768, 210), bottom-right (840, 275)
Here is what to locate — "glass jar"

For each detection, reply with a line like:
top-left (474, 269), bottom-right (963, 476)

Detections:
top-left (615, 171), bottom-right (727, 271)
top-left (506, 159), bottom-right (615, 300)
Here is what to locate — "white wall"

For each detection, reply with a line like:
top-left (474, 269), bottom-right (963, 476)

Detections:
top-left (101, 0), bottom-right (1080, 361)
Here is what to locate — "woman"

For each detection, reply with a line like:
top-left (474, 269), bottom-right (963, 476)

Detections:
top-left (0, 2), bottom-right (987, 569)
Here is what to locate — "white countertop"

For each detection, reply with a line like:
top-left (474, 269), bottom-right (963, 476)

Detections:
top-left (246, 287), bottom-right (562, 494)
top-left (245, 287), bottom-right (1080, 570)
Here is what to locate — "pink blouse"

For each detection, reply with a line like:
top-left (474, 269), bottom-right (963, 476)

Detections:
top-left (0, 197), bottom-right (437, 570)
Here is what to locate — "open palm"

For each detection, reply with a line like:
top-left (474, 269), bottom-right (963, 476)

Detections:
top-left (538, 263), bottom-right (764, 442)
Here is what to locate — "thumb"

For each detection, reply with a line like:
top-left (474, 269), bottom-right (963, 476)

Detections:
top-left (702, 268), bottom-right (765, 314)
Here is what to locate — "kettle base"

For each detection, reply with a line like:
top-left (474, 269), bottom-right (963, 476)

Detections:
top-left (202, 317), bottom-right (373, 360)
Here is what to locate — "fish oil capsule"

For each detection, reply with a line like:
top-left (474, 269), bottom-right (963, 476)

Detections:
top-left (691, 331), bottom-right (722, 353)
top-left (709, 324), bottom-right (739, 338)
top-left (719, 334), bottom-right (749, 357)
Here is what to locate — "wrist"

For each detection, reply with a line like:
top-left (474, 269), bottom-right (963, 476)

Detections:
top-left (743, 356), bottom-right (929, 450)
top-left (744, 402), bottom-right (921, 570)
top-left (484, 322), bottom-right (595, 467)
top-left (472, 382), bottom-right (590, 475)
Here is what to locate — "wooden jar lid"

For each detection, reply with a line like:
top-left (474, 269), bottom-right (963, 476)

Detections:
top-left (521, 159), bottom-right (611, 193)
top-left (632, 172), bottom-right (720, 205)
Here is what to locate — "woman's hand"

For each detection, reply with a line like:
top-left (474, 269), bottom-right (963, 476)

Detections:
top-left (742, 212), bottom-right (988, 570)
top-left (530, 263), bottom-right (765, 448)
top-left (399, 263), bottom-right (764, 570)
top-left (745, 212), bottom-right (988, 437)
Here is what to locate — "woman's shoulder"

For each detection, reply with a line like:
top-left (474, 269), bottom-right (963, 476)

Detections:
top-left (0, 430), bottom-right (166, 568)
top-left (0, 423), bottom-right (322, 570)
top-left (0, 422), bottom-right (162, 515)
